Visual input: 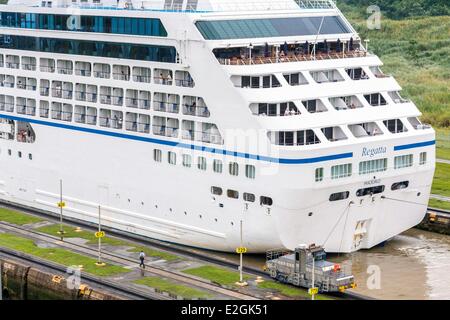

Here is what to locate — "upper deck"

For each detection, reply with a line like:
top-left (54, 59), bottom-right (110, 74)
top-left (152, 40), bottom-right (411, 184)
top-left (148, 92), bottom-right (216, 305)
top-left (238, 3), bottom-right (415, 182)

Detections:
top-left (5, 0), bottom-right (337, 13)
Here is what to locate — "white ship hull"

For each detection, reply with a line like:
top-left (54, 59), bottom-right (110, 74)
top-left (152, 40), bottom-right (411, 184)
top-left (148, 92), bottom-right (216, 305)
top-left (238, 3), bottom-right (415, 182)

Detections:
top-left (0, 118), bottom-right (435, 253)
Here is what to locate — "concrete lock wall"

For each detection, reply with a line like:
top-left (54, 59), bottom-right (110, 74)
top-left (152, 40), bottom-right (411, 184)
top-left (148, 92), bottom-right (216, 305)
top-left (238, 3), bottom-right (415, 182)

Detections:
top-left (1, 259), bottom-right (122, 300)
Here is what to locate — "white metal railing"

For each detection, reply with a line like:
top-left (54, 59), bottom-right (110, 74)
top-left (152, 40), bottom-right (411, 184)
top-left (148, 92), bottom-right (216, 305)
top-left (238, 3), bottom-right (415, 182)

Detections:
top-left (47, 0), bottom-right (336, 13)
top-left (221, 50), bottom-right (368, 66)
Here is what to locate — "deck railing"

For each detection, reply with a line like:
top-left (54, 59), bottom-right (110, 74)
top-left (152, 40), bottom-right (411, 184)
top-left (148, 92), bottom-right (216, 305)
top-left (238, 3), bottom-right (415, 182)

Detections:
top-left (219, 50), bottom-right (368, 66)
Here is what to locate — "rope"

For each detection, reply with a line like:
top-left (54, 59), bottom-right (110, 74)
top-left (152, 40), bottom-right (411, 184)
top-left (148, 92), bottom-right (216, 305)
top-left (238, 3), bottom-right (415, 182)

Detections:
top-left (338, 204), bottom-right (351, 254)
top-left (322, 202), bottom-right (352, 248)
top-left (381, 196), bottom-right (429, 207)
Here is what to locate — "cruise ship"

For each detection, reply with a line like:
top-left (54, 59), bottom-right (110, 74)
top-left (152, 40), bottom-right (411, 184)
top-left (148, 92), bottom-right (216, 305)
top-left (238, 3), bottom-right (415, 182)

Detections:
top-left (0, 0), bottom-right (436, 253)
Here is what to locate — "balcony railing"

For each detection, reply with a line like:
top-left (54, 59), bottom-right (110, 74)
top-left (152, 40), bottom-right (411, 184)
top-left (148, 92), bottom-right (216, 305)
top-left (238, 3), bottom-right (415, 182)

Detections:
top-left (219, 50), bottom-right (368, 66)
top-left (75, 69), bottom-right (92, 77)
top-left (0, 103), bottom-right (14, 112)
top-left (22, 64), bottom-right (37, 71)
top-left (133, 75), bottom-right (151, 83)
top-left (183, 105), bottom-right (211, 117)
top-left (154, 101), bottom-right (179, 113)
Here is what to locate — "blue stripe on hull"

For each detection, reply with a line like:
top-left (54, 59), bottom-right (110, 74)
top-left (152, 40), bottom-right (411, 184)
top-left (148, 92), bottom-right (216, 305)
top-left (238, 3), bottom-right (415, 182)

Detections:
top-left (394, 140), bottom-right (436, 151)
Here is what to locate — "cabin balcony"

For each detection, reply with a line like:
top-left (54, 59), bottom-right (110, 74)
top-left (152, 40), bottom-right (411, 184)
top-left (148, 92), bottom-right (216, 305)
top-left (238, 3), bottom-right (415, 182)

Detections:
top-left (0, 75), bottom-right (15, 88)
top-left (74, 106), bottom-right (97, 125)
top-left (182, 120), bottom-right (195, 141)
top-left (329, 95), bottom-right (363, 111)
top-left (321, 126), bottom-right (348, 142)
top-left (99, 109), bottom-right (123, 129)
top-left (364, 93), bottom-right (387, 107)
top-left (196, 123), bottom-right (223, 144)
top-left (154, 69), bottom-right (173, 85)
top-left (57, 60), bottom-right (73, 75)
top-left (388, 91), bottom-right (410, 104)
top-left (126, 113), bottom-right (151, 133)
top-left (154, 93), bottom-right (179, 113)
top-left (39, 101), bottom-right (49, 118)
top-left (51, 102), bottom-right (62, 120)
top-left (407, 117), bottom-right (432, 130)
top-left (370, 66), bottom-right (390, 78)
top-left (310, 69), bottom-right (344, 83)
top-left (251, 102), bottom-right (299, 116)
top-left (113, 65), bottom-right (130, 81)
top-left (349, 122), bottom-right (383, 138)
top-left (75, 62), bottom-right (92, 77)
top-left (22, 57), bottom-right (37, 71)
top-left (268, 130), bottom-right (321, 146)
top-left (75, 84), bottom-right (97, 102)
top-left (1, 102), bottom-right (14, 112)
top-left (0, 95), bottom-right (14, 112)
top-left (346, 67), bottom-right (368, 80)
top-left (153, 117), bottom-right (179, 138)
top-left (17, 77), bottom-right (37, 91)
top-left (302, 99), bottom-right (328, 113)
top-left (126, 97), bottom-right (139, 108)
top-left (283, 72), bottom-right (309, 86)
top-left (182, 96), bottom-right (210, 117)
top-left (40, 58), bottom-right (55, 73)
top-left (132, 67), bottom-right (151, 83)
top-left (94, 63), bottom-right (111, 79)
top-left (62, 104), bottom-right (73, 122)
top-left (383, 119), bottom-right (408, 134)
top-left (233, 75), bottom-right (281, 89)
top-left (5, 55), bottom-right (20, 69)
top-left (198, 131), bottom-right (224, 145)
top-left (16, 98), bottom-right (36, 116)
top-left (154, 101), bottom-right (179, 114)
top-left (175, 70), bottom-right (194, 87)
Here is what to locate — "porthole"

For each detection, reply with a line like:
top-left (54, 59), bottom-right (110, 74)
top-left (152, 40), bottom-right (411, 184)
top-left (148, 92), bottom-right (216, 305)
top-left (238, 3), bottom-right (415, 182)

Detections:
top-left (329, 192), bottom-right (350, 202)
top-left (211, 186), bottom-right (223, 196)
top-left (243, 193), bottom-right (255, 202)
top-left (260, 196), bottom-right (273, 206)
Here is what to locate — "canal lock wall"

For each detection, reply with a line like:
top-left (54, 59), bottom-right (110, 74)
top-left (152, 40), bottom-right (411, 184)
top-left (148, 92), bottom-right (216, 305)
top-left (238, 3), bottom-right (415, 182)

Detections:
top-left (0, 258), bottom-right (123, 300)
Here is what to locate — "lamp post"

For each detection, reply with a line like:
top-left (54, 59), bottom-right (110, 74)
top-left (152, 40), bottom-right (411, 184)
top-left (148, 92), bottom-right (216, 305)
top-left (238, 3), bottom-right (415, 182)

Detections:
top-left (236, 204), bottom-right (248, 287)
top-left (311, 254), bottom-right (315, 301)
top-left (57, 179), bottom-right (65, 241)
top-left (248, 43), bottom-right (254, 64)
top-left (95, 205), bottom-right (106, 267)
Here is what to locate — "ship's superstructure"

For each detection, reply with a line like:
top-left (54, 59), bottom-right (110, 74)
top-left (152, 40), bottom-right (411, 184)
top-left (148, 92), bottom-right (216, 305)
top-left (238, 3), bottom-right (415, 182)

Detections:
top-left (0, 0), bottom-right (435, 253)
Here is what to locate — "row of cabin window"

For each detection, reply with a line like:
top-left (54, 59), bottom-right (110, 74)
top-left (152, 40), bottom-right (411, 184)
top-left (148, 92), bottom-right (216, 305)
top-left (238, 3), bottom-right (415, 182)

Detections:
top-left (315, 152), bottom-right (427, 181)
top-left (0, 12), bottom-right (168, 37)
top-left (1, 148), bottom-right (33, 160)
top-left (1, 54), bottom-right (193, 87)
top-left (0, 35), bottom-right (178, 63)
top-left (211, 186), bottom-right (273, 206)
top-left (153, 149), bottom-right (256, 179)
top-left (330, 180), bottom-right (410, 202)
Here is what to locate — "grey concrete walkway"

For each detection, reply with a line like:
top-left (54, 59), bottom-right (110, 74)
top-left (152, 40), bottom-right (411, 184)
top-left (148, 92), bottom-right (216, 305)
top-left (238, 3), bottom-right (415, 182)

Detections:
top-left (437, 158), bottom-right (450, 165)
top-left (430, 194), bottom-right (450, 202)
